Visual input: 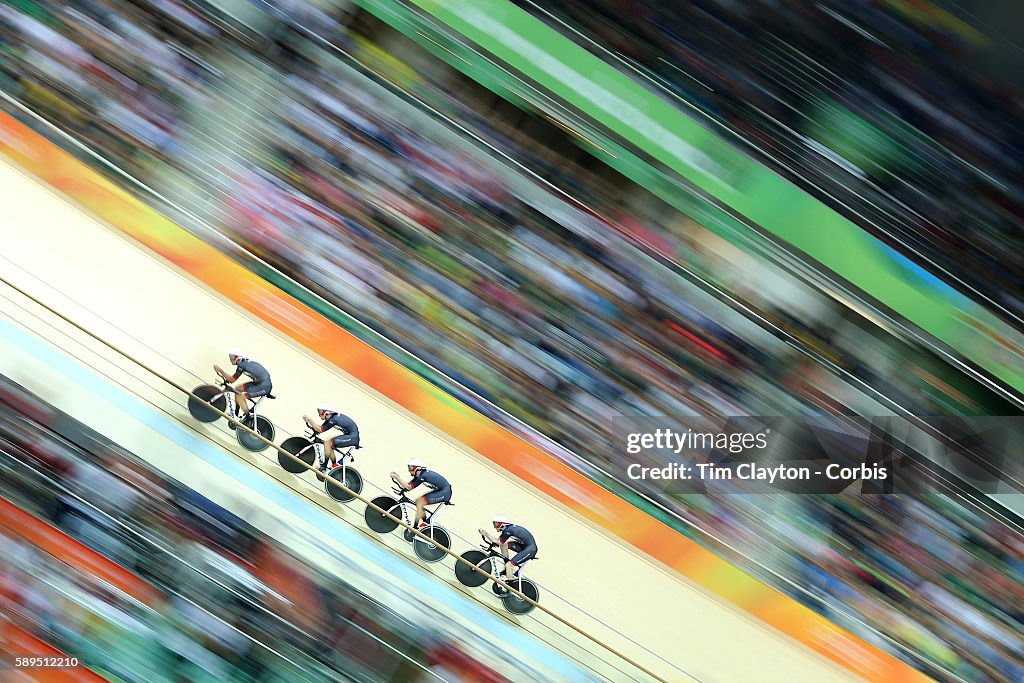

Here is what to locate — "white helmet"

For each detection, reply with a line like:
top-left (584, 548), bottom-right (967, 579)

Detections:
top-left (407, 458), bottom-right (427, 475)
top-left (317, 403), bottom-right (337, 420)
top-left (492, 514), bottom-right (513, 532)
top-left (228, 348), bottom-right (247, 364)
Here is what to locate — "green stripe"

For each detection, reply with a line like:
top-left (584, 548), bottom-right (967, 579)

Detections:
top-left (358, 0), bottom-right (1024, 396)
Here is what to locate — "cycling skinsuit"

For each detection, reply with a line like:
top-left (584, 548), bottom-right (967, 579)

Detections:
top-left (411, 470), bottom-right (452, 505)
top-left (500, 524), bottom-right (538, 566)
top-left (236, 359), bottom-right (272, 398)
top-left (323, 412), bottom-right (360, 449)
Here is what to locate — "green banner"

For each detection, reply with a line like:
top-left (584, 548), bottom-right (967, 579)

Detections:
top-left (358, 0), bottom-right (1024, 397)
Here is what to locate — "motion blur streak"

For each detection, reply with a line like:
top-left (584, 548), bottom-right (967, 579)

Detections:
top-left (0, 153), bottom-right (858, 682)
top-left (1, 0), bottom-right (1022, 682)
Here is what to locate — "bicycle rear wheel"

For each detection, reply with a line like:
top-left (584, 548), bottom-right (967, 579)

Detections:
top-left (502, 579), bottom-right (540, 615)
top-left (188, 385), bottom-right (225, 423)
top-left (413, 527), bottom-right (450, 563)
top-left (325, 466), bottom-right (362, 502)
top-left (237, 415), bottom-right (274, 452)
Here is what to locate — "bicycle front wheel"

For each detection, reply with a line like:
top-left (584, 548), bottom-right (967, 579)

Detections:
top-left (364, 497), bottom-right (400, 533)
top-left (278, 437), bottom-right (315, 473)
top-left (455, 550), bottom-right (490, 587)
top-left (188, 385), bottom-right (225, 423)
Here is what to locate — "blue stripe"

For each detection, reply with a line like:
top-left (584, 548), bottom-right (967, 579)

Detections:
top-left (0, 316), bottom-right (592, 681)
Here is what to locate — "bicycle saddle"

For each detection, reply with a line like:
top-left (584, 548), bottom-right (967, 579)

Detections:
top-left (266, 394), bottom-right (277, 399)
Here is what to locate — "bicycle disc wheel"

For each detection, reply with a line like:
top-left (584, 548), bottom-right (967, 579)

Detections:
top-left (325, 466), bottom-right (362, 502)
top-left (413, 527), bottom-right (450, 563)
top-left (364, 497), bottom-right (400, 533)
top-left (278, 437), bottom-right (315, 473)
top-left (188, 385), bottom-right (225, 423)
top-left (237, 415), bottom-right (274, 452)
top-left (454, 550), bottom-right (490, 587)
top-left (502, 579), bottom-right (540, 615)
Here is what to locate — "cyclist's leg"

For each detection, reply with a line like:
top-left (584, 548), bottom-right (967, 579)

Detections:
top-left (322, 438), bottom-right (336, 468)
top-left (240, 382), bottom-right (271, 418)
top-left (501, 544), bottom-right (521, 581)
top-left (506, 545), bottom-right (536, 580)
top-left (236, 383), bottom-right (252, 416)
top-left (417, 487), bottom-right (448, 527)
top-left (414, 496), bottom-right (427, 527)
top-left (503, 559), bottom-right (518, 581)
top-left (328, 434), bottom-right (358, 467)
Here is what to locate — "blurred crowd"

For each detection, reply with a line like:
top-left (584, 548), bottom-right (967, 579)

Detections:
top-left (0, 0), bottom-right (989, 451)
top-left (0, 0), bottom-right (220, 177)
top-left (228, 20), bottom-right (988, 456)
top-left (225, 66), bottom-right (803, 449)
top-left (0, 374), bottom-right (506, 682)
top-left (514, 0), bottom-right (1024, 323)
top-left (1, 1), bottom-right (1022, 682)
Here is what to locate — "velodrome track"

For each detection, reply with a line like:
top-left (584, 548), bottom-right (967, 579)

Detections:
top-left (0, 158), bottom-right (863, 683)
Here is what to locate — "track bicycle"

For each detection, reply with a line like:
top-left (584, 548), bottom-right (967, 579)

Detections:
top-left (187, 378), bottom-right (276, 452)
top-left (364, 484), bottom-right (453, 563)
top-left (454, 537), bottom-right (540, 615)
top-left (278, 426), bottom-right (363, 502)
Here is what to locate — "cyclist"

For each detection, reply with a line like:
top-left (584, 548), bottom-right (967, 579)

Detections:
top-left (303, 403), bottom-right (360, 472)
top-left (390, 459), bottom-right (451, 529)
top-left (479, 515), bottom-right (538, 590)
top-left (214, 349), bottom-right (272, 428)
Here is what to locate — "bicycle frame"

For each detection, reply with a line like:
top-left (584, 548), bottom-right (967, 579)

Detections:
top-left (309, 439), bottom-right (326, 470)
top-left (379, 492), bottom-right (414, 527)
top-left (485, 545), bottom-right (525, 591)
top-left (423, 500), bottom-right (445, 527)
top-left (212, 380), bottom-right (264, 420)
top-left (334, 448), bottom-right (355, 475)
top-left (300, 435), bottom-right (355, 472)
top-left (386, 487), bottom-right (444, 529)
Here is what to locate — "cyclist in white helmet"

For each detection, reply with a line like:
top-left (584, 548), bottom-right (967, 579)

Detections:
top-left (303, 403), bottom-right (360, 471)
top-left (479, 515), bottom-right (538, 587)
top-left (390, 459), bottom-right (451, 529)
top-left (214, 349), bottom-right (272, 426)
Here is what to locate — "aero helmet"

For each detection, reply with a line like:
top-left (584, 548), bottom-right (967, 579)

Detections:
top-left (317, 403), bottom-right (337, 420)
top-left (228, 348), bottom-right (247, 364)
top-left (492, 514), bottom-right (513, 532)
top-left (407, 458), bottom-right (427, 476)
